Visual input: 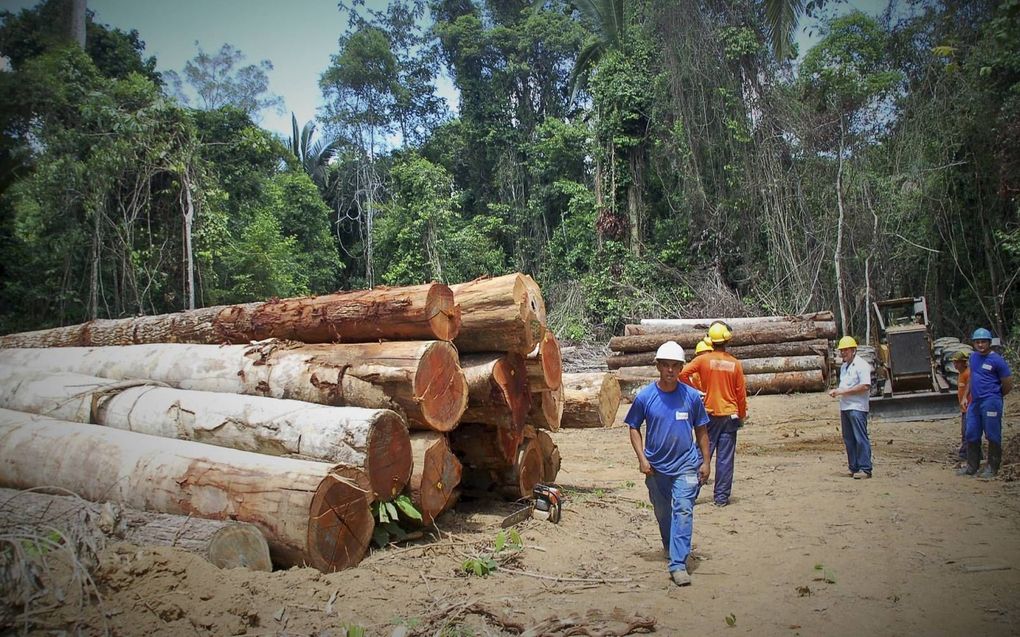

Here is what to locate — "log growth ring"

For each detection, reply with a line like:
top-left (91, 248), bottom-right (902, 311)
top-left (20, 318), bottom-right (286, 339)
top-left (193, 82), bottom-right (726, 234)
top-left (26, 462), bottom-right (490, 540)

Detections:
top-left (426, 284), bottom-right (461, 341)
top-left (365, 411), bottom-right (413, 499)
top-left (415, 342), bottom-right (468, 432)
top-left (306, 471), bottom-right (374, 573)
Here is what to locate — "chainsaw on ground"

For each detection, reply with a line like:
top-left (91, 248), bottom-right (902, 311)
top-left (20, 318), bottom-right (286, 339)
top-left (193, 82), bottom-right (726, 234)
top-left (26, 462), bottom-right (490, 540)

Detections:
top-left (500, 483), bottom-right (563, 527)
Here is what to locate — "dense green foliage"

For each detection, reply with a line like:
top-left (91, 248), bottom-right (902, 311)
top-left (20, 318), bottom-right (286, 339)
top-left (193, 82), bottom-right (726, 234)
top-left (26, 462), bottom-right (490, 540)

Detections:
top-left (0, 0), bottom-right (1017, 354)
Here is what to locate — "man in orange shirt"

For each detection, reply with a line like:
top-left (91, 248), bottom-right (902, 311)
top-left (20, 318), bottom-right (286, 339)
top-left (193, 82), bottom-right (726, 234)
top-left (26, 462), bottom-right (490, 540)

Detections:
top-left (678, 323), bottom-right (747, 507)
top-left (952, 351), bottom-right (970, 461)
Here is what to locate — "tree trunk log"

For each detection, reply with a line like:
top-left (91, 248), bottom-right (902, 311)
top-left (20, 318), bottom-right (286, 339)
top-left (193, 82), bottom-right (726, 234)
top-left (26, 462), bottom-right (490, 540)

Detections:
top-left (560, 372), bottom-right (621, 429)
top-left (527, 384), bottom-right (563, 432)
top-left (605, 339), bottom-right (829, 368)
top-left (407, 433), bottom-right (462, 526)
top-left (449, 423), bottom-right (523, 470)
top-left (460, 352), bottom-right (530, 429)
top-left (0, 368), bottom-right (411, 500)
top-left (610, 322), bottom-right (837, 352)
top-left (0, 488), bottom-right (272, 571)
top-left (525, 330), bottom-right (562, 391)
top-left (450, 274), bottom-right (547, 354)
top-left (731, 355), bottom-right (825, 376)
top-left (461, 440), bottom-right (544, 500)
top-left (0, 339), bottom-right (467, 432)
top-left (0, 410), bottom-right (374, 572)
top-left (616, 367), bottom-right (826, 395)
top-left (533, 429), bottom-right (560, 483)
top-left (631, 311), bottom-right (833, 334)
top-left (0, 283), bottom-right (461, 348)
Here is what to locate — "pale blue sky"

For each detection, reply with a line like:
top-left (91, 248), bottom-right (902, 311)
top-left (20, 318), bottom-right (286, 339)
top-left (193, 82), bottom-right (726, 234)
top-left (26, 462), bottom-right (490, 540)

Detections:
top-left (1, 0), bottom-right (893, 139)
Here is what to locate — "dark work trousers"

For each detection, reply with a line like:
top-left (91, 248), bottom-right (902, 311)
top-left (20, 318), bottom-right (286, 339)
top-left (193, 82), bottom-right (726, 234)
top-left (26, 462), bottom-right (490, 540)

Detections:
top-left (707, 415), bottom-right (740, 505)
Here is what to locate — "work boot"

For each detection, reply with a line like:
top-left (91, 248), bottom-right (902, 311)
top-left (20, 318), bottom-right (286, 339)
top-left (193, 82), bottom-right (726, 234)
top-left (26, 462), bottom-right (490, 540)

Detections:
top-left (957, 443), bottom-right (981, 476)
top-left (670, 569), bottom-right (691, 586)
top-left (982, 442), bottom-right (1002, 478)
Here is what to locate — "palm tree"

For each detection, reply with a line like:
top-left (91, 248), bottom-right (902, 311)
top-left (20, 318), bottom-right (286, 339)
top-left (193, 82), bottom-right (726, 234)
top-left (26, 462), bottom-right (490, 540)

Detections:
top-left (565, 0), bottom-right (626, 104)
top-left (764, 0), bottom-right (807, 60)
top-left (288, 113), bottom-right (343, 194)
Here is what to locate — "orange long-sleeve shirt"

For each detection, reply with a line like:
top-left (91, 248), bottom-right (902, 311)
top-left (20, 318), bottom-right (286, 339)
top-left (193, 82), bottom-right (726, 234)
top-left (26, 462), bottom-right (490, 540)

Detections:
top-left (679, 350), bottom-right (747, 418)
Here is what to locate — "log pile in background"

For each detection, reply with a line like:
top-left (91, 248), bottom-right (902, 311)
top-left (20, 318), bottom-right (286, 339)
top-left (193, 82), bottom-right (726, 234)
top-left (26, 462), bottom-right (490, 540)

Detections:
top-left (609, 312), bottom-right (835, 401)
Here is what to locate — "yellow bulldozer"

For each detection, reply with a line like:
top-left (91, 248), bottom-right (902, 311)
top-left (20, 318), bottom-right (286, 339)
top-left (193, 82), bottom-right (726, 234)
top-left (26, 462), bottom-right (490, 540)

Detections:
top-left (868, 296), bottom-right (960, 421)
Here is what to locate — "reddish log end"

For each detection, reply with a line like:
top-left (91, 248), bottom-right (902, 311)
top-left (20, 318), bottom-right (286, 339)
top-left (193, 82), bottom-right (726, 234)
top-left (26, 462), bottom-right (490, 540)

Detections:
top-left (306, 468), bottom-right (374, 573)
top-left (415, 342), bottom-right (468, 432)
top-left (364, 411), bottom-right (413, 500)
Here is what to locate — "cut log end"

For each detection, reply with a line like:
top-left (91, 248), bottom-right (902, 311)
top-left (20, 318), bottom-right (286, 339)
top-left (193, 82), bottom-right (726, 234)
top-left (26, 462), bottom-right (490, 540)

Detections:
top-left (365, 412), bottom-right (413, 500)
top-left (412, 434), bottom-right (463, 526)
top-left (207, 524), bottom-right (273, 571)
top-left (415, 342), bottom-right (468, 432)
top-left (306, 471), bottom-right (374, 573)
top-left (515, 442), bottom-right (544, 499)
top-left (426, 285), bottom-right (462, 341)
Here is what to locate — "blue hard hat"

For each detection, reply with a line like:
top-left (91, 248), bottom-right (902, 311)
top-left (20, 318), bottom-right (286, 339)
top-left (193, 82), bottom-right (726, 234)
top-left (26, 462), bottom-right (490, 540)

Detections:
top-left (971, 328), bottom-right (993, 340)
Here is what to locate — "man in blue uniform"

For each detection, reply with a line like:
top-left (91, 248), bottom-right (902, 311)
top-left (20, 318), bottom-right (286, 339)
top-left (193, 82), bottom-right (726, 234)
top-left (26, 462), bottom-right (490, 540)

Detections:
top-left (626, 341), bottom-right (710, 587)
top-left (960, 328), bottom-right (1013, 478)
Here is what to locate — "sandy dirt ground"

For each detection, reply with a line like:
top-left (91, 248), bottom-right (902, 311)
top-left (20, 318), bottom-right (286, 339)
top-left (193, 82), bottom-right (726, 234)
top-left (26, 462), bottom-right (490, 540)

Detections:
top-left (12, 392), bottom-right (1020, 636)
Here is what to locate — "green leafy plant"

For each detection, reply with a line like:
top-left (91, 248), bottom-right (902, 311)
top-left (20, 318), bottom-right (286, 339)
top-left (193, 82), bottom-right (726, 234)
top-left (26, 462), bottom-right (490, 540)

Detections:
top-left (724, 613), bottom-right (736, 627)
top-left (371, 494), bottom-right (422, 547)
top-left (461, 529), bottom-right (524, 577)
top-left (813, 563), bottom-right (837, 584)
top-left (341, 623), bottom-right (366, 637)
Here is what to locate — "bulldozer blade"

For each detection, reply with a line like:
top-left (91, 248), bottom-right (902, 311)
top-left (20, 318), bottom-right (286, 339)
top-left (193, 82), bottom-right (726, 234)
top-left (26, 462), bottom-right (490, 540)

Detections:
top-left (869, 392), bottom-right (960, 422)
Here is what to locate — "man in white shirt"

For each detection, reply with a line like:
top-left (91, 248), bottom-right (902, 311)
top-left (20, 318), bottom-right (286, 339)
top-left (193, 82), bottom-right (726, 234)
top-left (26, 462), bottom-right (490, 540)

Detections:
top-left (829, 336), bottom-right (873, 479)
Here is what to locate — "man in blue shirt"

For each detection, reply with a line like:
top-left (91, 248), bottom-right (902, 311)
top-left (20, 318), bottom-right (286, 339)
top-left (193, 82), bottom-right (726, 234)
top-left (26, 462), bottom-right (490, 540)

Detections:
top-left (960, 328), bottom-right (1013, 478)
top-left (626, 340), bottom-right (710, 587)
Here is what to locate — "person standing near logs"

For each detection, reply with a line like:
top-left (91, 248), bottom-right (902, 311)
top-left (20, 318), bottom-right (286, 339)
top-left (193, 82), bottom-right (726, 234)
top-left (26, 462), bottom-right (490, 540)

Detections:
top-left (829, 336), bottom-right (873, 479)
top-left (678, 323), bottom-right (747, 507)
top-left (951, 351), bottom-right (971, 462)
top-left (959, 328), bottom-right (1013, 478)
top-left (687, 337), bottom-right (713, 393)
top-left (626, 341), bottom-right (710, 587)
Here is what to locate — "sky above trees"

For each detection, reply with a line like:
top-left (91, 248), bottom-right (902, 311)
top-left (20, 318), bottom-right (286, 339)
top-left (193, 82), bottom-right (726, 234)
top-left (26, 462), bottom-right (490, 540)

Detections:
top-left (1, 0), bottom-right (889, 138)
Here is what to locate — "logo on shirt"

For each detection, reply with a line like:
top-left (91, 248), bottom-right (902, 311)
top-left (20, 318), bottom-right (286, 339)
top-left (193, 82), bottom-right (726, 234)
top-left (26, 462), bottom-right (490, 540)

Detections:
top-left (710, 360), bottom-right (736, 372)
top-left (675, 411), bottom-right (689, 420)
top-left (982, 363), bottom-right (993, 371)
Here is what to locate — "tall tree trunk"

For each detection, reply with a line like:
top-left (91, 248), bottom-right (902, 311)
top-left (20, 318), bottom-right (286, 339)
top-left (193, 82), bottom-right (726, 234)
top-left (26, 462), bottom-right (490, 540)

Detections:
top-left (627, 146), bottom-right (644, 255)
top-left (69, 0), bottom-right (86, 48)
top-left (182, 172), bottom-right (196, 311)
top-left (834, 120), bottom-right (850, 335)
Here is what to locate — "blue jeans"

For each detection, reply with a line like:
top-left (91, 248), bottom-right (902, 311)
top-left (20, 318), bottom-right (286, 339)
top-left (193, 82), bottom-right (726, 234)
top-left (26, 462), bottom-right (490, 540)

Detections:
top-left (645, 471), bottom-right (699, 573)
top-left (966, 396), bottom-right (1003, 445)
top-left (707, 416), bottom-right (740, 504)
top-left (840, 409), bottom-right (872, 474)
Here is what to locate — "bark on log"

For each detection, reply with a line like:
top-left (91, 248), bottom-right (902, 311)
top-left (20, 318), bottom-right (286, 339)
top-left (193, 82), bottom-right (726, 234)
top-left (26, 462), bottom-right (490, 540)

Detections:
top-left (533, 429), bottom-right (560, 483)
top-left (0, 410), bottom-right (374, 572)
top-left (525, 330), bottom-right (562, 391)
top-left (616, 367), bottom-right (826, 395)
top-left (0, 283), bottom-right (461, 348)
top-left (630, 311), bottom-right (834, 335)
top-left (407, 433), bottom-right (462, 526)
top-left (560, 372), bottom-right (621, 429)
top-left (0, 339), bottom-right (467, 432)
top-left (460, 352), bottom-right (531, 429)
top-left (449, 423), bottom-right (523, 469)
top-left (527, 383), bottom-right (563, 432)
top-left (0, 368), bottom-right (411, 500)
top-left (0, 488), bottom-right (272, 571)
top-left (605, 339), bottom-right (830, 368)
top-left (729, 355), bottom-right (825, 376)
top-left (450, 274), bottom-right (547, 354)
top-left (610, 322), bottom-right (837, 352)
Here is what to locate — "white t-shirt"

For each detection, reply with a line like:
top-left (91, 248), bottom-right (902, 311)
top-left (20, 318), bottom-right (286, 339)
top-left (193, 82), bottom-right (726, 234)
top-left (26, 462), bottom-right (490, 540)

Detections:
top-left (839, 355), bottom-right (871, 412)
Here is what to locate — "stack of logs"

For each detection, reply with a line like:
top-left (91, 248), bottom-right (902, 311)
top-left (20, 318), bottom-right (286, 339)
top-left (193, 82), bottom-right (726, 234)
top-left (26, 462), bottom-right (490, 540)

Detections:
top-left (607, 312), bottom-right (837, 400)
top-left (0, 274), bottom-right (595, 574)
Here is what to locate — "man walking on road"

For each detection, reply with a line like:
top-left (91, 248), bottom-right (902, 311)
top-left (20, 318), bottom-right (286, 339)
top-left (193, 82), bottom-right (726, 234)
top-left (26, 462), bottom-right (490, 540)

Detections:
top-left (960, 328), bottom-right (1013, 478)
top-left (626, 341), bottom-right (710, 587)
top-left (830, 336), bottom-right (873, 479)
top-left (678, 322), bottom-right (747, 507)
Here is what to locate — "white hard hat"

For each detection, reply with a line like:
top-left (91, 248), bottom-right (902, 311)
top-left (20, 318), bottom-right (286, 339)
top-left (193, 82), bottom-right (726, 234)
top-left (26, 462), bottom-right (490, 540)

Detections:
top-left (654, 340), bottom-right (685, 362)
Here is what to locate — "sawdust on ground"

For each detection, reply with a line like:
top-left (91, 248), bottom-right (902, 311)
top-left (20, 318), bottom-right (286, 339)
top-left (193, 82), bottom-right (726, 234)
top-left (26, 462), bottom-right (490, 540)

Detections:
top-left (20, 392), bottom-right (1020, 636)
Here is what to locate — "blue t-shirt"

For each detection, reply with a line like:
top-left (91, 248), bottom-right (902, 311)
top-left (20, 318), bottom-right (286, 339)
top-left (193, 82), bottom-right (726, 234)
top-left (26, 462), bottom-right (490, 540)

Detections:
top-left (968, 351), bottom-right (1012, 400)
top-left (625, 381), bottom-right (710, 476)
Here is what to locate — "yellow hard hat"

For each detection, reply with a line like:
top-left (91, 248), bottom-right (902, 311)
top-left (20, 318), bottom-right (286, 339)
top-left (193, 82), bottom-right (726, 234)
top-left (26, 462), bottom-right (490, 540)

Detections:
top-left (695, 337), bottom-right (713, 354)
top-left (708, 322), bottom-right (732, 344)
top-left (836, 336), bottom-right (858, 350)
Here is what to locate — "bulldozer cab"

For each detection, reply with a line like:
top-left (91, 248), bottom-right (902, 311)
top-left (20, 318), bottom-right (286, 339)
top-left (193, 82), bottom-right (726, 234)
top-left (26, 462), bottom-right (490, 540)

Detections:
top-left (868, 297), bottom-right (957, 421)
